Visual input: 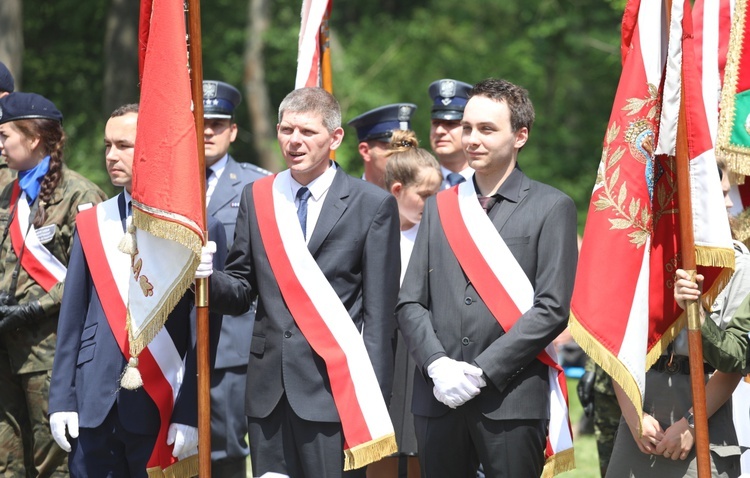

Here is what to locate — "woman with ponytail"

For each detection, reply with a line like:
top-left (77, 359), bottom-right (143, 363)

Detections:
top-left (0, 92), bottom-right (106, 476)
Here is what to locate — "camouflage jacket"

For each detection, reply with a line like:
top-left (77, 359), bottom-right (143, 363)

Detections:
top-left (0, 166), bottom-right (106, 373)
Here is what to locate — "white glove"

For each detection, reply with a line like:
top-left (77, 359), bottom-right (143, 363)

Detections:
top-left (50, 411), bottom-right (79, 452)
top-left (167, 423), bottom-right (198, 458)
top-left (427, 357), bottom-right (485, 408)
top-left (194, 241), bottom-right (216, 279)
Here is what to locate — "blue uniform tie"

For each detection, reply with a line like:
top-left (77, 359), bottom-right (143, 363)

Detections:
top-left (296, 187), bottom-right (312, 239)
top-left (447, 172), bottom-right (465, 186)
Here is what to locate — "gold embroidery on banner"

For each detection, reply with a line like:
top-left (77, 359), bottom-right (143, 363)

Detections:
top-left (131, 246), bottom-right (155, 298)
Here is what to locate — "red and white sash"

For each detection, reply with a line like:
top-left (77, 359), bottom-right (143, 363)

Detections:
top-left (435, 181), bottom-right (575, 477)
top-left (8, 182), bottom-right (66, 292)
top-left (76, 196), bottom-right (197, 477)
top-left (253, 172), bottom-right (397, 470)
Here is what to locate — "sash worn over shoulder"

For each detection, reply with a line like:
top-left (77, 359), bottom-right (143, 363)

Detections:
top-left (75, 196), bottom-right (197, 478)
top-left (8, 182), bottom-right (66, 291)
top-left (435, 182), bottom-right (575, 477)
top-left (253, 172), bottom-right (397, 470)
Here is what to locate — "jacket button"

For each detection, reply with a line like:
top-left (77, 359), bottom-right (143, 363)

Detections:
top-left (284, 331), bottom-right (292, 338)
top-left (461, 337), bottom-right (470, 346)
top-left (464, 297), bottom-right (473, 305)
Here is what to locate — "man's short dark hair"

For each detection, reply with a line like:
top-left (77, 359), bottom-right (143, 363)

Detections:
top-left (469, 79), bottom-right (535, 133)
top-left (110, 103), bottom-right (139, 118)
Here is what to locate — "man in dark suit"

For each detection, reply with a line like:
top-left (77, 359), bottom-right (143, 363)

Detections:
top-left (206, 87), bottom-right (401, 477)
top-left (396, 78), bottom-right (578, 477)
top-left (202, 79), bottom-right (269, 478)
top-left (48, 104), bottom-right (227, 477)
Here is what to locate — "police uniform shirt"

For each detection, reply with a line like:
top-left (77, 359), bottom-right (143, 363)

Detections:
top-left (440, 165), bottom-right (474, 189)
top-left (206, 154), bottom-right (229, 205)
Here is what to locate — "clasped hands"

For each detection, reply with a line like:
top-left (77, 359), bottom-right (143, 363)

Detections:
top-left (50, 411), bottom-right (198, 458)
top-left (427, 356), bottom-right (486, 409)
top-left (630, 412), bottom-right (694, 461)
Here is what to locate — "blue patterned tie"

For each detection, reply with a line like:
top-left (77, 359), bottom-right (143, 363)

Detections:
top-left (447, 172), bottom-right (466, 186)
top-left (296, 187), bottom-right (312, 239)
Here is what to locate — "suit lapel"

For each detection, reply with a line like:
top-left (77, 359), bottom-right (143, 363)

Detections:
top-left (307, 167), bottom-right (349, 256)
top-left (207, 157), bottom-right (241, 215)
top-left (493, 173), bottom-right (530, 233)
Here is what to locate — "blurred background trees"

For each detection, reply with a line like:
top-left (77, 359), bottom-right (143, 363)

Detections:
top-left (0, 0), bottom-right (626, 225)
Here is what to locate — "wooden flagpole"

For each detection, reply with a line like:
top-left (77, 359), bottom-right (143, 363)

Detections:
top-left (186, 0), bottom-right (212, 476)
top-left (320, 2), bottom-right (332, 94)
top-left (675, 71), bottom-right (712, 478)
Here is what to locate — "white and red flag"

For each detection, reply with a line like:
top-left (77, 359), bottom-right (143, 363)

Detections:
top-left (295, 0), bottom-right (332, 89)
top-left (118, 0), bottom-right (205, 475)
top-left (570, 0), bottom-right (734, 424)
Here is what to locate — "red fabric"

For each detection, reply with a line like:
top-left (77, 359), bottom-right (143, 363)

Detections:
top-left (252, 176), bottom-right (371, 449)
top-left (138, 0), bottom-right (152, 82)
top-left (76, 206), bottom-right (177, 472)
top-left (8, 183), bottom-right (60, 292)
top-left (133, 0), bottom-right (203, 238)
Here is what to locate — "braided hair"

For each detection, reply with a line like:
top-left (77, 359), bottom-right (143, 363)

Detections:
top-left (12, 119), bottom-right (66, 227)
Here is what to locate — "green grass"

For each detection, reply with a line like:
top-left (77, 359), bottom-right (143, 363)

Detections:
top-left (558, 378), bottom-right (603, 478)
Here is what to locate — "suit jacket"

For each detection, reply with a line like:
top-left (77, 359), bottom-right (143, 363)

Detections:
top-left (207, 156), bottom-right (269, 369)
top-left (210, 166), bottom-right (401, 422)
top-left (396, 168), bottom-right (578, 420)
top-left (49, 197), bottom-right (225, 435)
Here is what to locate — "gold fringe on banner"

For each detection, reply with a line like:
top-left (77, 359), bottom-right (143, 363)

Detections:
top-left (541, 446), bottom-right (576, 478)
top-left (732, 208), bottom-right (750, 246)
top-left (343, 433), bottom-right (398, 471)
top-left (146, 454), bottom-right (199, 478)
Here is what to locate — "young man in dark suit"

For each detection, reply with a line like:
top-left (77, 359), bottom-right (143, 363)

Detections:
top-left (396, 78), bottom-right (578, 477)
top-left (206, 87), bottom-right (401, 477)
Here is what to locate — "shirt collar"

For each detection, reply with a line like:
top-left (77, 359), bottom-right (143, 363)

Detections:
top-left (472, 165), bottom-right (523, 203)
top-left (208, 154), bottom-right (229, 179)
top-left (290, 161), bottom-right (337, 201)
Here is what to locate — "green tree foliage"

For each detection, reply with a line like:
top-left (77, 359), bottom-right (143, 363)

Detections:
top-left (19, 0), bottom-right (626, 226)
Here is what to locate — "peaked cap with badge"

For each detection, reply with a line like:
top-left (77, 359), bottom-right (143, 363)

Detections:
top-left (203, 80), bottom-right (242, 119)
top-left (428, 79), bottom-right (472, 121)
top-left (347, 103), bottom-right (417, 142)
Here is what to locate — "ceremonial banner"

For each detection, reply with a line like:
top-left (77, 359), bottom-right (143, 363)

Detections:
top-left (295, 0), bottom-right (332, 89)
top-left (571, 0), bottom-right (734, 424)
top-left (122, 0), bottom-right (205, 475)
top-left (717, 0), bottom-right (750, 175)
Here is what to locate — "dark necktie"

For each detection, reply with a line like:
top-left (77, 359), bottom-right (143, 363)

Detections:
top-left (205, 167), bottom-right (213, 190)
top-left (478, 196), bottom-right (497, 215)
top-left (296, 187), bottom-right (312, 239)
top-left (447, 172), bottom-right (466, 187)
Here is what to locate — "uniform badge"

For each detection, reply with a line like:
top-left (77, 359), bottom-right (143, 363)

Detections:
top-left (439, 80), bottom-right (456, 99)
top-left (203, 81), bottom-right (218, 100)
top-left (231, 202), bottom-right (240, 208)
top-left (229, 173), bottom-right (237, 180)
top-left (35, 224), bottom-right (57, 244)
top-left (398, 105), bottom-right (413, 122)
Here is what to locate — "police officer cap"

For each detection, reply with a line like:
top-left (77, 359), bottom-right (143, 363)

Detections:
top-left (0, 92), bottom-right (62, 125)
top-left (203, 80), bottom-right (242, 119)
top-left (347, 103), bottom-right (417, 142)
top-left (429, 79), bottom-right (472, 120)
top-left (0, 62), bottom-right (14, 93)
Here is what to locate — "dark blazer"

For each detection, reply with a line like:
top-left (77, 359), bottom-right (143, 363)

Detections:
top-left (49, 199), bottom-right (225, 435)
top-left (396, 169), bottom-right (578, 420)
top-left (207, 156), bottom-right (269, 369)
top-left (210, 167), bottom-right (401, 422)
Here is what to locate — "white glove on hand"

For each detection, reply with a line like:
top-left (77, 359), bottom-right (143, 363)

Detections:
top-left (50, 411), bottom-right (79, 452)
top-left (167, 423), bottom-right (198, 459)
top-left (427, 357), bottom-right (485, 408)
top-left (195, 241), bottom-right (216, 279)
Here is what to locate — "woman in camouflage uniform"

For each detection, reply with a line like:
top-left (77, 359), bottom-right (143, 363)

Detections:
top-left (0, 92), bottom-right (106, 477)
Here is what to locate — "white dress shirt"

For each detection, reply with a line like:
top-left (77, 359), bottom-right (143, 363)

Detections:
top-left (290, 163), bottom-right (338, 244)
top-left (205, 154), bottom-right (229, 204)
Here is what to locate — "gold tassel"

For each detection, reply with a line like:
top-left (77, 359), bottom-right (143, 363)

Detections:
top-left (343, 434), bottom-right (398, 470)
top-left (541, 447), bottom-right (577, 478)
top-left (120, 356), bottom-right (143, 390)
top-left (118, 217), bottom-right (137, 255)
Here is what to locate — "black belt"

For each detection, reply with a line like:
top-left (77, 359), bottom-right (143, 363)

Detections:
top-left (651, 355), bottom-right (715, 375)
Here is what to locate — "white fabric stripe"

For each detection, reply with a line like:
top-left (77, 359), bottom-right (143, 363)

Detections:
top-left (657, 0), bottom-right (685, 156)
top-left (700, 0), bottom-right (721, 142)
top-left (294, 0), bottom-right (327, 89)
top-left (94, 198), bottom-right (184, 402)
top-left (692, 149), bottom-right (734, 249)
top-left (95, 197), bottom-right (130, 305)
top-left (456, 181), bottom-right (534, 310)
top-left (618, 240), bottom-right (651, 397)
top-left (452, 181), bottom-right (571, 455)
top-left (272, 171), bottom-right (393, 438)
top-left (640, 0), bottom-right (668, 87)
top-left (16, 192), bottom-right (67, 282)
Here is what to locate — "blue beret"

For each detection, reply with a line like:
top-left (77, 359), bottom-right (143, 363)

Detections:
top-left (203, 80), bottom-right (242, 119)
top-left (0, 92), bottom-right (62, 125)
top-left (0, 62), bottom-right (13, 93)
top-left (347, 103), bottom-right (417, 142)
top-left (428, 79), bottom-right (472, 120)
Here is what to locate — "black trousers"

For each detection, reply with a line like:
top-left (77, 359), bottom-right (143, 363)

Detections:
top-left (414, 403), bottom-right (546, 478)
